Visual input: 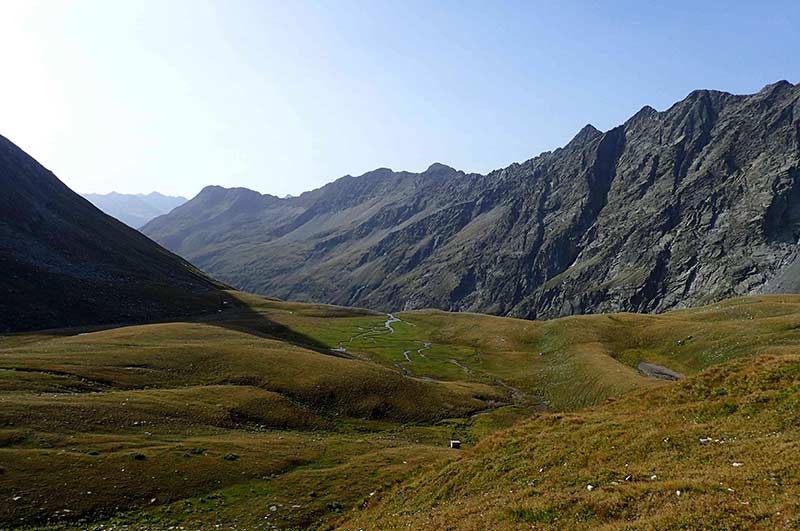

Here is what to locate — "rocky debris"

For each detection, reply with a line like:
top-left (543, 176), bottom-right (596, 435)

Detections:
top-left (144, 82), bottom-right (800, 320)
top-left (677, 335), bottom-right (694, 346)
top-left (637, 362), bottom-right (686, 381)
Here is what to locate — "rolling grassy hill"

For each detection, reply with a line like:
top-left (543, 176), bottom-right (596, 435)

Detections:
top-left (2, 293), bottom-right (800, 529)
top-left (342, 352), bottom-right (800, 530)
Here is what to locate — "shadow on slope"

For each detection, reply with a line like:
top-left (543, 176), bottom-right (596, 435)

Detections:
top-left (0, 132), bottom-right (230, 333)
top-left (193, 290), bottom-right (377, 358)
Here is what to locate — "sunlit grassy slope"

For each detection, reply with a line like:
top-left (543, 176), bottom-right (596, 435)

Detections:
top-left (2, 292), bottom-right (800, 530)
top-left (341, 353), bottom-right (800, 530)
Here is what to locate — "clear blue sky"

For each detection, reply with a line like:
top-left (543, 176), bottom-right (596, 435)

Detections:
top-left (1, 0), bottom-right (798, 199)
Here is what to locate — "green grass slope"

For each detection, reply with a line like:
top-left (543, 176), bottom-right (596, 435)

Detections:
top-left (2, 293), bottom-right (800, 530)
top-left (341, 353), bottom-right (800, 530)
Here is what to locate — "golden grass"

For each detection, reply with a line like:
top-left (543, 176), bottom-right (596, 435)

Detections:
top-left (341, 353), bottom-right (800, 530)
top-left (2, 292), bottom-right (800, 529)
top-left (0, 320), bottom-right (498, 422)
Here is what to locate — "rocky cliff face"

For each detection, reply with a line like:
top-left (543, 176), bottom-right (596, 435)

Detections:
top-left (143, 81), bottom-right (800, 318)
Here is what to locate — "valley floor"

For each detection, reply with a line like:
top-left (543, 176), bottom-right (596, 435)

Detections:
top-left (1, 293), bottom-right (799, 529)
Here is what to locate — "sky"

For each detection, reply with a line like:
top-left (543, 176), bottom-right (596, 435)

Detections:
top-left (0, 0), bottom-right (798, 199)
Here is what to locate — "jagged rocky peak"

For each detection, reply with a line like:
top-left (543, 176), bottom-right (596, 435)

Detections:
top-left (627, 105), bottom-right (658, 122)
top-left (143, 81), bottom-right (800, 320)
top-left (567, 124), bottom-right (603, 146)
top-left (424, 162), bottom-right (457, 176)
top-left (360, 167), bottom-right (395, 178)
top-left (761, 79), bottom-right (794, 92)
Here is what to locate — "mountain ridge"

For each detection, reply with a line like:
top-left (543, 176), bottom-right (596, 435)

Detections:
top-left (143, 81), bottom-right (800, 319)
top-left (83, 191), bottom-right (187, 228)
top-left (0, 133), bottom-right (228, 332)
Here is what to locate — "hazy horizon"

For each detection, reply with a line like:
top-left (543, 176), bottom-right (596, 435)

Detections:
top-left (2, 0), bottom-right (798, 199)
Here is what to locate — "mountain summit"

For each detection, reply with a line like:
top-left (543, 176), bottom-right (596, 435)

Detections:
top-left (143, 82), bottom-right (800, 319)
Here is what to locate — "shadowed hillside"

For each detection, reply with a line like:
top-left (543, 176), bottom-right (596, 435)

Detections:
top-left (82, 192), bottom-right (187, 228)
top-left (0, 133), bottom-right (229, 332)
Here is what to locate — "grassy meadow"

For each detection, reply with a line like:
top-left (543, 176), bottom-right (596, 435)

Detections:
top-left (1, 292), bottom-right (799, 529)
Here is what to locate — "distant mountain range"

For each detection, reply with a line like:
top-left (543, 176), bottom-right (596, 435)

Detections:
top-left (143, 80), bottom-right (800, 319)
top-left (83, 191), bottom-right (187, 228)
top-left (0, 134), bottom-right (227, 332)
